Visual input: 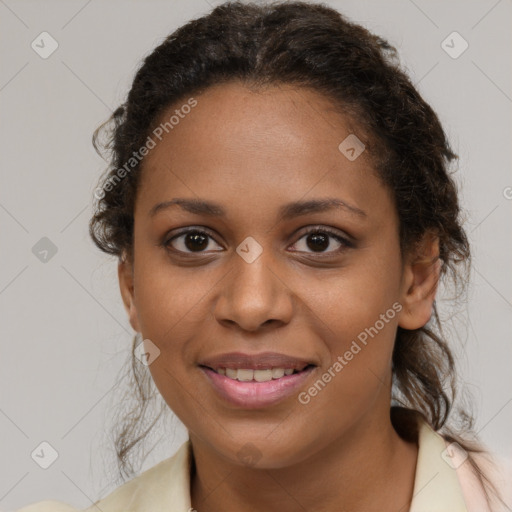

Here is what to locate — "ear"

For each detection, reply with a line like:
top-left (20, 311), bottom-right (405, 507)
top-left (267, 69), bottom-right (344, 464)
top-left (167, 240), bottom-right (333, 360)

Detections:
top-left (118, 252), bottom-right (141, 333)
top-left (397, 231), bottom-right (442, 330)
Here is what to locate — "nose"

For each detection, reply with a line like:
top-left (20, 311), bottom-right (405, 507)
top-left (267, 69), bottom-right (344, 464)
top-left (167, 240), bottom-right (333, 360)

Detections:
top-left (213, 251), bottom-right (294, 332)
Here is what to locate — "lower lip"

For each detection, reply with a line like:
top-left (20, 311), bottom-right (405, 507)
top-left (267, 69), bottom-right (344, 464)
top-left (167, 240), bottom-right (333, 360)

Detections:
top-left (200, 366), bottom-right (316, 409)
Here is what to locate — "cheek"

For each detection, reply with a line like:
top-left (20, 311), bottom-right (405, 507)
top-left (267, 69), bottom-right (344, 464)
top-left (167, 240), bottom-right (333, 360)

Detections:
top-left (313, 253), bottom-right (401, 340)
top-left (315, 286), bottom-right (398, 391)
top-left (296, 286), bottom-right (399, 444)
top-left (133, 253), bottom-right (209, 341)
top-left (307, 252), bottom-right (401, 390)
top-left (130, 267), bottom-right (208, 418)
top-left (132, 262), bottom-right (205, 420)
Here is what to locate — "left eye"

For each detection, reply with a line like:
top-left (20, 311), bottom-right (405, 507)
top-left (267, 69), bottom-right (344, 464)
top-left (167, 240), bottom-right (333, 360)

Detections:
top-left (291, 228), bottom-right (352, 255)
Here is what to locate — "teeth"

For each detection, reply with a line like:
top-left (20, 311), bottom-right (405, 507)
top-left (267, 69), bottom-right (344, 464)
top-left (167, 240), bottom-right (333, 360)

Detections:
top-left (254, 369), bottom-right (273, 382)
top-left (226, 368), bottom-right (238, 379)
top-left (215, 367), bottom-right (304, 381)
top-left (237, 369), bottom-right (254, 382)
top-left (271, 368), bottom-right (285, 379)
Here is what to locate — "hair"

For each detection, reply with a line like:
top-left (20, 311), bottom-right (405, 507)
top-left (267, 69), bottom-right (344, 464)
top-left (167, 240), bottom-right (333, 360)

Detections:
top-left (89, 0), bottom-right (503, 506)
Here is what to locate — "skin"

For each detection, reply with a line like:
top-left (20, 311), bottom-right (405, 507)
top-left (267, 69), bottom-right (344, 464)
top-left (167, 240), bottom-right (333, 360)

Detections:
top-left (119, 81), bottom-right (441, 511)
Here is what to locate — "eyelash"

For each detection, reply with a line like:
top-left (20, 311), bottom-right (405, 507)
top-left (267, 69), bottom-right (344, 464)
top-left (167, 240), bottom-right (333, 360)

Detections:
top-left (162, 225), bottom-right (354, 258)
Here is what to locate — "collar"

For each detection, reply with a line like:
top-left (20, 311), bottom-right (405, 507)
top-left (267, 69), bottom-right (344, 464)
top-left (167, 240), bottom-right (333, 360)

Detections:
top-left (86, 417), bottom-right (472, 511)
top-left (409, 419), bottom-right (469, 511)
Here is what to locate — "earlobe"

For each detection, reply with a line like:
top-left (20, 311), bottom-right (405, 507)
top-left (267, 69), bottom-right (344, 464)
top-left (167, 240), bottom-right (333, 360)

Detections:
top-left (397, 233), bottom-right (442, 330)
top-left (118, 255), bottom-right (141, 333)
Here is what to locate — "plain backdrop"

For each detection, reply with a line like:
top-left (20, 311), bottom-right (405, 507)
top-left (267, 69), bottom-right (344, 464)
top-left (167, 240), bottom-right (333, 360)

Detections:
top-left (1, 0), bottom-right (511, 509)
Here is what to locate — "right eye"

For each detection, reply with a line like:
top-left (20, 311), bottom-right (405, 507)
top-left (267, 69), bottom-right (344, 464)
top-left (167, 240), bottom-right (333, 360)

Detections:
top-left (163, 228), bottom-right (224, 255)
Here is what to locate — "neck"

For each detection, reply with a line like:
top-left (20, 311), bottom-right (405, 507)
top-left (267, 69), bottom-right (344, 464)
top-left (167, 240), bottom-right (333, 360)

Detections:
top-left (190, 405), bottom-right (419, 512)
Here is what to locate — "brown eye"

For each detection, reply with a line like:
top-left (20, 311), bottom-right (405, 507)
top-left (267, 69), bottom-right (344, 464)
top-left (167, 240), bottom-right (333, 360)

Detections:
top-left (291, 227), bottom-right (353, 255)
top-left (164, 229), bottom-right (223, 254)
top-left (305, 232), bottom-right (330, 252)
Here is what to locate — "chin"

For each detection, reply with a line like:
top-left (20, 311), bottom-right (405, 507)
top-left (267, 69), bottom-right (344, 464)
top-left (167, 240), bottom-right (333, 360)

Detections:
top-left (207, 432), bottom-right (316, 470)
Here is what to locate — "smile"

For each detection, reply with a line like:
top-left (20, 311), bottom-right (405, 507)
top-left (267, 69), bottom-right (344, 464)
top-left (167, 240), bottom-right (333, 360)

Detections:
top-left (199, 364), bottom-right (316, 408)
top-left (211, 367), bottom-right (305, 381)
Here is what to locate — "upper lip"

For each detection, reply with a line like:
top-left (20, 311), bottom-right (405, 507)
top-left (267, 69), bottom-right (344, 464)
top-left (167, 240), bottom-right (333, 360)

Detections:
top-left (199, 351), bottom-right (316, 371)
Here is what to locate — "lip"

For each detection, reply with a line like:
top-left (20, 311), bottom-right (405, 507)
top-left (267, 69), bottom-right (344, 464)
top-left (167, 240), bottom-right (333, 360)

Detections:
top-left (198, 351), bottom-right (318, 409)
top-left (198, 351), bottom-right (316, 371)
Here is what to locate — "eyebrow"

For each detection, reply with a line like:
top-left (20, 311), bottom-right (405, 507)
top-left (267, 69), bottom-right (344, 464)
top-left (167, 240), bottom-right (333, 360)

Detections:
top-left (149, 197), bottom-right (367, 221)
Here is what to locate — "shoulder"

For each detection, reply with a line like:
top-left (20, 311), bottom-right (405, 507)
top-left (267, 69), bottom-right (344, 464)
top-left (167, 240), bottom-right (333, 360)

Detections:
top-left (15, 500), bottom-right (79, 512)
top-left (406, 411), bottom-right (509, 512)
top-left (439, 434), bottom-right (512, 512)
top-left (84, 440), bottom-right (191, 510)
top-left (459, 450), bottom-right (512, 512)
top-left (15, 441), bottom-right (192, 512)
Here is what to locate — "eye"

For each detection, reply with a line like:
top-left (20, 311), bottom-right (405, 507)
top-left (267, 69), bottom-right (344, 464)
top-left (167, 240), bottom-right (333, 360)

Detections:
top-left (290, 226), bottom-right (353, 255)
top-left (163, 228), bottom-right (223, 255)
top-left (162, 225), bottom-right (353, 257)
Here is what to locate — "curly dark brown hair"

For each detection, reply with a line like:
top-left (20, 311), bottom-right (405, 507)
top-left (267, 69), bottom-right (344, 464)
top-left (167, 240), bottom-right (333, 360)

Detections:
top-left (89, 0), bottom-right (503, 506)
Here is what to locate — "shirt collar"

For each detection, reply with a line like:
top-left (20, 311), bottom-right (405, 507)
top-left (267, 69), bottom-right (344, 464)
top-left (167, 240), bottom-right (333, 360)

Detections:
top-left (409, 419), bottom-right (469, 511)
top-left (87, 417), bottom-right (470, 511)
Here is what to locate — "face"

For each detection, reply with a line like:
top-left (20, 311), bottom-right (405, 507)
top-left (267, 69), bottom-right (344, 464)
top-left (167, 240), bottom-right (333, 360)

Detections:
top-left (119, 81), bottom-right (439, 469)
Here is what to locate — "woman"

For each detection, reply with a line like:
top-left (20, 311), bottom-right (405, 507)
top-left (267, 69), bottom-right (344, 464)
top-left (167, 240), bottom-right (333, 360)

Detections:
top-left (17, 1), bottom-right (509, 510)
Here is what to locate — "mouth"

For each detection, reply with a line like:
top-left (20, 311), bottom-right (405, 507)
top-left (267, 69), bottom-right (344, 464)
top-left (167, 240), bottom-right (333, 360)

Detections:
top-left (198, 354), bottom-right (317, 409)
top-left (200, 364), bottom-right (315, 382)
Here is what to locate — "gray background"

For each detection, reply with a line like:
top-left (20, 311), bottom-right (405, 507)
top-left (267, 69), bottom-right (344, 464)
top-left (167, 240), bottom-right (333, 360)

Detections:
top-left (1, 0), bottom-right (511, 509)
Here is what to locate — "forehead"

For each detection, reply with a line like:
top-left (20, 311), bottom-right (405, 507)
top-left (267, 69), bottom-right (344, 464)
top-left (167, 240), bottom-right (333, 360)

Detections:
top-left (136, 81), bottom-right (390, 222)
top-left (150, 81), bottom-right (361, 155)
